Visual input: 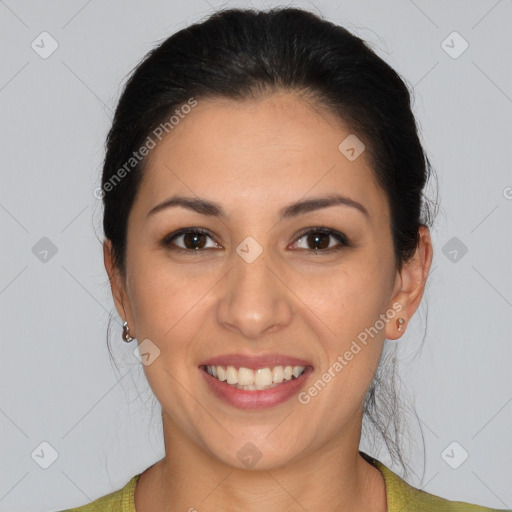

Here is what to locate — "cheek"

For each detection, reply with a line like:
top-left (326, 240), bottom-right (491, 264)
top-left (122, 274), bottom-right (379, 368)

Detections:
top-left (126, 263), bottom-right (209, 405)
top-left (295, 260), bottom-right (391, 402)
top-left (126, 275), bottom-right (219, 443)
top-left (295, 258), bottom-right (390, 339)
top-left (127, 258), bottom-right (221, 356)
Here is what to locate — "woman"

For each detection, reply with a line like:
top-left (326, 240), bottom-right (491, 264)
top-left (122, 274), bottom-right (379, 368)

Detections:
top-left (63, 7), bottom-right (509, 512)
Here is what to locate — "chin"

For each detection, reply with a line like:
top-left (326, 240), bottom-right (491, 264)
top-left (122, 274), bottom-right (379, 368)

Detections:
top-left (202, 433), bottom-right (310, 472)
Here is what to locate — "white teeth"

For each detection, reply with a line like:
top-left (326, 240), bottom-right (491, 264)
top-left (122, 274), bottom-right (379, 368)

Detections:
top-left (217, 366), bottom-right (226, 382)
top-left (292, 366), bottom-right (303, 378)
top-left (205, 364), bottom-right (306, 388)
top-left (226, 366), bottom-right (237, 385)
top-left (272, 366), bottom-right (284, 383)
top-left (238, 367), bottom-right (254, 386)
top-left (254, 368), bottom-right (273, 386)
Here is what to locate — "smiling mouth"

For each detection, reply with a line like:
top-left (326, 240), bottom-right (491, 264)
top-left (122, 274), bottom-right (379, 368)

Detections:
top-left (202, 364), bottom-right (309, 390)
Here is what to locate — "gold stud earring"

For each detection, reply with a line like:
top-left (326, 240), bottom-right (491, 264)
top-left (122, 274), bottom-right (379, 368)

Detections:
top-left (122, 321), bottom-right (134, 342)
top-left (396, 317), bottom-right (405, 332)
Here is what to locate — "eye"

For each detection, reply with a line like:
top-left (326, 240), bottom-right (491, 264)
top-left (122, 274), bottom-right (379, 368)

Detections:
top-left (161, 228), bottom-right (220, 251)
top-left (161, 226), bottom-right (350, 253)
top-left (291, 227), bottom-right (350, 252)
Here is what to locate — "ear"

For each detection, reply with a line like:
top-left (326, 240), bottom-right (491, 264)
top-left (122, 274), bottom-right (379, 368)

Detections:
top-left (103, 239), bottom-right (136, 337)
top-left (385, 226), bottom-right (433, 341)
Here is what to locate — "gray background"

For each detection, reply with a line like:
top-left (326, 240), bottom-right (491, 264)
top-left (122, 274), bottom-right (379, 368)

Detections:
top-left (1, 0), bottom-right (511, 510)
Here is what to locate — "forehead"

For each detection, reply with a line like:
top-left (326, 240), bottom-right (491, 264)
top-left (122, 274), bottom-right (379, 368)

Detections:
top-left (133, 92), bottom-right (389, 224)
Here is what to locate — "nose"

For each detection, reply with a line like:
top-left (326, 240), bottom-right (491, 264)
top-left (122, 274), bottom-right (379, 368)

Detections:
top-left (216, 246), bottom-right (294, 340)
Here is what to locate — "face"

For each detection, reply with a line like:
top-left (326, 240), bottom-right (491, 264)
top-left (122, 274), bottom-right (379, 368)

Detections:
top-left (105, 91), bottom-right (429, 470)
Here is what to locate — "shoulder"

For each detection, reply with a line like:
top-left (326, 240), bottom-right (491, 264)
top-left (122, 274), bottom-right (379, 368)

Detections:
top-left (58, 474), bottom-right (141, 512)
top-left (390, 478), bottom-right (509, 512)
top-left (361, 451), bottom-right (510, 512)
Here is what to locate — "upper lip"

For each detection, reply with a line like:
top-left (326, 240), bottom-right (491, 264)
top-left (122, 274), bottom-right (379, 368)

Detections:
top-left (199, 353), bottom-right (313, 370)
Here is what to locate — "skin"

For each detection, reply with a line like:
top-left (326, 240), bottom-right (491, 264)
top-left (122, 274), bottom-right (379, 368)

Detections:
top-left (104, 90), bottom-right (433, 511)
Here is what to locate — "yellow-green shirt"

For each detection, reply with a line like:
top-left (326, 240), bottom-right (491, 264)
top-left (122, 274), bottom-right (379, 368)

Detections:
top-left (61, 452), bottom-right (510, 511)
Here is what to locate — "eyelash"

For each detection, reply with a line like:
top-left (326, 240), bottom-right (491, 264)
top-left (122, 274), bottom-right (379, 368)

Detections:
top-left (160, 226), bottom-right (351, 254)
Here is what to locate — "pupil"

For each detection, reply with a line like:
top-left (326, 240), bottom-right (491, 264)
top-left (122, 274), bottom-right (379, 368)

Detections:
top-left (308, 233), bottom-right (328, 250)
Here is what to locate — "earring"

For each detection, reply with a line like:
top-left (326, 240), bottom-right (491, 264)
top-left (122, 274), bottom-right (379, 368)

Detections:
top-left (122, 321), bottom-right (134, 342)
top-left (396, 317), bottom-right (405, 332)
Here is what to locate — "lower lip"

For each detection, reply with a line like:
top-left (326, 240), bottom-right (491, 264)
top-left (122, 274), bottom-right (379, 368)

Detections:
top-left (200, 366), bottom-right (313, 410)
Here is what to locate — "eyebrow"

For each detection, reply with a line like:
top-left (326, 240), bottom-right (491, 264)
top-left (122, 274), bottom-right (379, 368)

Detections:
top-left (146, 193), bottom-right (370, 220)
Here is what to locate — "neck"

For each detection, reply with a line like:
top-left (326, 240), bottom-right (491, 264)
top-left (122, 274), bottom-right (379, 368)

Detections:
top-left (135, 412), bottom-right (387, 512)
